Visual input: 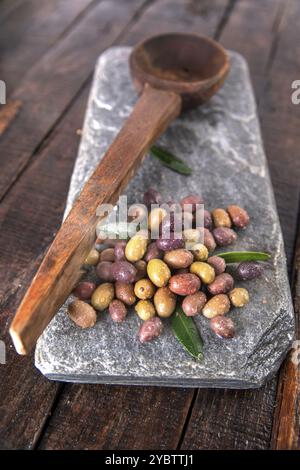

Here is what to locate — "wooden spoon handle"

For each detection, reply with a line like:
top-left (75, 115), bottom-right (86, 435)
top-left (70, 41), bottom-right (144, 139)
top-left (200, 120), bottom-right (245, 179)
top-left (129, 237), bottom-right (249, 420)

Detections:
top-left (10, 85), bottom-right (182, 354)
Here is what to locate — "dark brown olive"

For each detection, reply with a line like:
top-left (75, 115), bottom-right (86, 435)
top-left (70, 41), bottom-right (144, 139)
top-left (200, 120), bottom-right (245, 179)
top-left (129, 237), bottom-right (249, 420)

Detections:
top-left (96, 261), bottom-right (114, 281)
top-left (144, 241), bottom-right (163, 262)
top-left (143, 188), bottom-right (162, 207)
top-left (72, 282), bottom-right (96, 300)
top-left (100, 248), bottom-right (115, 262)
top-left (134, 260), bottom-right (147, 281)
top-left (111, 261), bottom-right (137, 283)
top-left (203, 210), bottom-right (213, 230)
top-left (237, 261), bottom-right (263, 280)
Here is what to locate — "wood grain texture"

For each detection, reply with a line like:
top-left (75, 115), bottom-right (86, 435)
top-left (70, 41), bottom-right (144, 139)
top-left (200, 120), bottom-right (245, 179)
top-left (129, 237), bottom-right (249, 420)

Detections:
top-left (272, 226), bottom-right (300, 449)
top-left (38, 384), bottom-right (193, 450)
top-left (0, 0), bottom-right (95, 97)
top-left (0, 86), bottom-right (89, 448)
top-left (10, 85), bottom-right (181, 354)
top-left (268, 0), bottom-right (300, 448)
top-left (0, 0), bottom-right (147, 201)
top-left (180, 0), bottom-right (294, 450)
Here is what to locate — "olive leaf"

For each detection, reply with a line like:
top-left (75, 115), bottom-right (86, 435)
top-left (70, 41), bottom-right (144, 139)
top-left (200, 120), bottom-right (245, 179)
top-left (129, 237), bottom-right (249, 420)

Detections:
top-left (217, 251), bottom-right (271, 263)
top-left (171, 305), bottom-right (203, 361)
top-left (150, 145), bottom-right (192, 175)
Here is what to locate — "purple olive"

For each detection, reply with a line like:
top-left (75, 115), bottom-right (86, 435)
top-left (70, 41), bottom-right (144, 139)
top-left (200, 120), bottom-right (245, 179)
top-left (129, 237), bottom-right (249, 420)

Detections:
top-left (72, 282), bottom-right (96, 300)
top-left (160, 212), bottom-right (183, 236)
top-left (156, 233), bottom-right (184, 251)
top-left (144, 241), bottom-right (163, 262)
top-left (109, 300), bottom-right (127, 323)
top-left (143, 188), bottom-right (162, 207)
top-left (96, 261), bottom-right (114, 282)
top-left (138, 317), bottom-right (164, 343)
top-left (114, 240), bottom-right (127, 261)
top-left (213, 227), bottom-right (237, 247)
top-left (237, 261), bottom-right (263, 280)
top-left (111, 261), bottom-right (137, 283)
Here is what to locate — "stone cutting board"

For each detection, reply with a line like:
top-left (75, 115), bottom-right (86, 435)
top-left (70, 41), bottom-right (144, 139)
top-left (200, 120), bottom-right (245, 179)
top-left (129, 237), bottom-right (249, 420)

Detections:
top-left (35, 47), bottom-right (294, 388)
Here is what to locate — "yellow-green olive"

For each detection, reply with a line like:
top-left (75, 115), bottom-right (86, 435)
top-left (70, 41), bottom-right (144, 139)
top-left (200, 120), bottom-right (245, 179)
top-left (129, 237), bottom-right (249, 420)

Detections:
top-left (84, 248), bottom-right (100, 266)
top-left (125, 230), bottom-right (149, 262)
top-left (190, 261), bottom-right (215, 284)
top-left (229, 287), bottom-right (250, 307)
top-left (212, 208), bottom-right (232, 228)
top-left (91, 283), bottom-right (114, 311)
top-left (135, 300), bottom-right (156, 321)
top-left (154, 287), bottom-right (176, 318)
top-left (192, 243), bottom-right (208, 261)
top-left (147, 259), bottom-right (171, 287)
top-left (134, 278), bottom-right (156, 300)
top-left (202, 294), bottom-right (230, 318)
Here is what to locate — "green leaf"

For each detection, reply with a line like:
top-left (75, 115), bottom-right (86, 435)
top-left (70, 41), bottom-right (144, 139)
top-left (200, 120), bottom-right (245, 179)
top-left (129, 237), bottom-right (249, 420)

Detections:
top-left (150, 145), bottom-right (192, 175)
top-left (171, 305), bottom-right (203, 361)
top-left (217, 251), bottom-right (271, 263)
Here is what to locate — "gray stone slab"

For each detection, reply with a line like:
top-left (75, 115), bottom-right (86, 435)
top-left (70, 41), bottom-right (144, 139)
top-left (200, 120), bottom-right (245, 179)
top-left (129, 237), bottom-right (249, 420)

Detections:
top-left (35, 47), bottom-right (294, 388)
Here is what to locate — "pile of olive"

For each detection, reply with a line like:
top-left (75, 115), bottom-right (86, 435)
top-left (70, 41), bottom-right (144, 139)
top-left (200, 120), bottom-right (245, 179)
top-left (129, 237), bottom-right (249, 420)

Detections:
top-left (68, 189), bottom-right (262, 343)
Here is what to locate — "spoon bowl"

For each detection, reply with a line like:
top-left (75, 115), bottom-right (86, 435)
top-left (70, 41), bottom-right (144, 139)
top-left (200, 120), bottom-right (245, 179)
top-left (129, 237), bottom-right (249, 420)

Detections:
top-left (130, 33), bottom-right (229, 109)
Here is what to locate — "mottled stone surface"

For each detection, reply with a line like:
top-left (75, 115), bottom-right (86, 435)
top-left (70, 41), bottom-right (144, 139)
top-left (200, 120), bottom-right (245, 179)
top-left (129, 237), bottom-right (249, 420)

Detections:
top-left (35, 47), bottom-right (294, 388)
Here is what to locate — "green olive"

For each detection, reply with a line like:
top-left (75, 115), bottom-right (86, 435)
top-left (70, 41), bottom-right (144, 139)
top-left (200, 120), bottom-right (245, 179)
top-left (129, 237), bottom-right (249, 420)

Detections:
top-left (134, 278), bottom-right (156, 300)
top-left (229, 287), bottom-right (249, 307)
top-left (202, 294), bottom-right (230, 318)
top-left (190, 261), bottom-right (215, 284)
top-left (135, 300), bottom-right (156, 321)
top-left (91, 283), bottom-right (114, 311)
top-left (147, 259), bottom-right (171, 287)
top-left (154, 287), bottom-right (176, 318)
top-left (125, 230), bottom-right (148, 262)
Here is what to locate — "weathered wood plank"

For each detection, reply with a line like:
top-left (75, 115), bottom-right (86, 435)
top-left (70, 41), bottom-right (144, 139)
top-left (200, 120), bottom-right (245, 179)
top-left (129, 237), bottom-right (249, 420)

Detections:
top-left (0, 0), bottom-right (147, 201)
top-left (272, 225), bottom-right (300, 449)
top-left (38, 384), bottom-right (193, 450)
top-left (266, 0), bottom-right (300, 449)
top-left (0, 0), bottom-right (94, 96)
top-left (180, 0), bottom-right (295, 450)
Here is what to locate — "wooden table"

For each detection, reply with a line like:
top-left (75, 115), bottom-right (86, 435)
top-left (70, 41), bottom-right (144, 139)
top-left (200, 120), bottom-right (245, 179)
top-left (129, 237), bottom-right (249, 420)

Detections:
top-left (0, 0), bottom-right (299, 450)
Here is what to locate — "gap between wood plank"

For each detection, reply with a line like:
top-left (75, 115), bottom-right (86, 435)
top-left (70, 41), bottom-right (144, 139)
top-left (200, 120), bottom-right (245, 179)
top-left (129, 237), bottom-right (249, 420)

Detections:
top-left (0, 0), bottom-right (155, 206)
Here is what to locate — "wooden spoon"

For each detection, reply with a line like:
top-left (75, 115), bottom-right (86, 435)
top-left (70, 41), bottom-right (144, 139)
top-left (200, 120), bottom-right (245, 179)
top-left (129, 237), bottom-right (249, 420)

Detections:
top-left (10, 33), bottom-right (229, 354)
